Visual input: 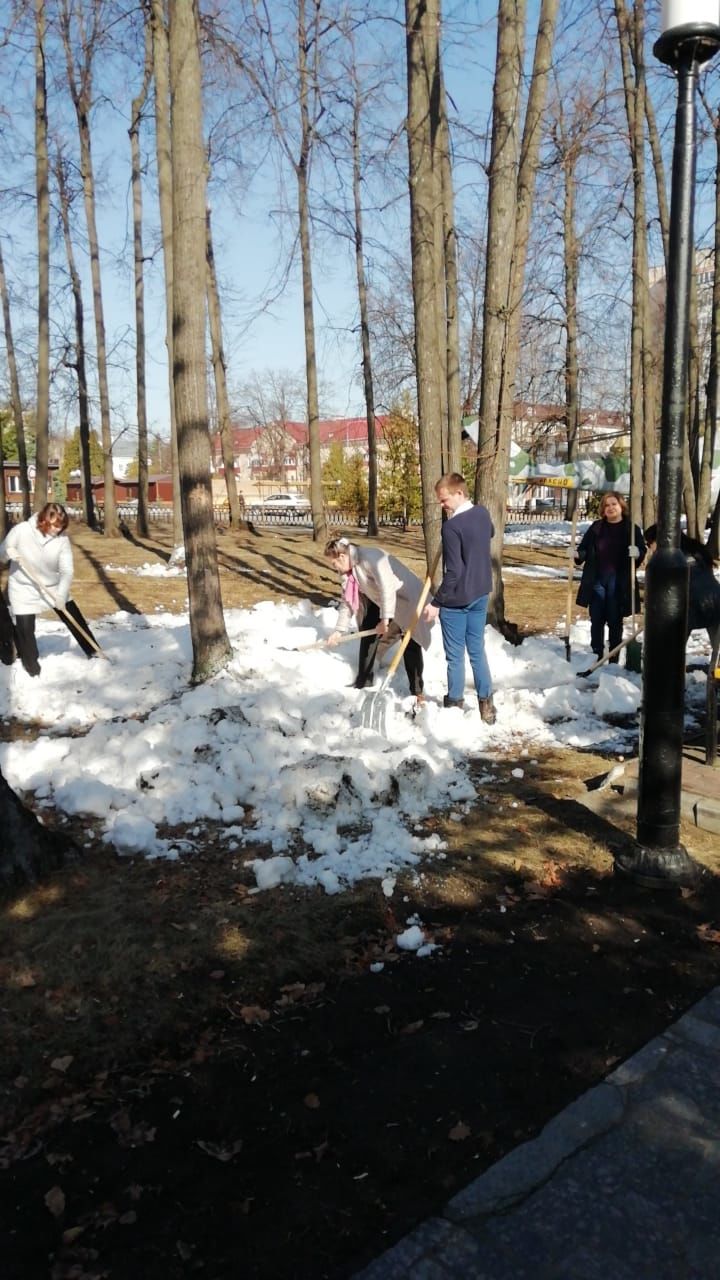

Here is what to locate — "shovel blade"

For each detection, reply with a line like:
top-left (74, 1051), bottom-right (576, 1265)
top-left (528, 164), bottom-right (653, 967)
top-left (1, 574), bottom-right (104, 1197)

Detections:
top-left (360, 687), bottom-right (392, 734)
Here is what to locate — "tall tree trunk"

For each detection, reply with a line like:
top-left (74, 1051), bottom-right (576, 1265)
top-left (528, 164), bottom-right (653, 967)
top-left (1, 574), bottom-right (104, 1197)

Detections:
top-left (645, 91), bottom-right (670, 270)
top-left (0, 241), bottom-right (31, 523)
top-left (296, 0), bottom-right (325, 545)
top-left (168, 0), bottom-right (231, 681)
top-left (150, 0), bottom-right (183, 550)
top-left (130, 21), bottom-right (153, 538)
top-left (405, 0), bottom-right (444, 568)
top-left (475, 0), bottom-right (526, 633)
top-left (0, 767), bottom-right (76, 893)
top-left (351, 85), bottom-right (378, 537)
top-left (34, 0), bottom-right (50, 512)
top-left (563, 151), bottom-right (580, 520)
top-left (644, 87), bottom-right (670, 523)
top-left (698, 96), bottom-right (720, 553)
top-left (59, 0), bottom-right (118, 537)
top-left (496, 0), bottom-right (559, 532)
top-left (55, 154), bottom-right (96, 530)
top-left (439, 64), bottom-right (462, 473)
top-left (615, 0), bottom-right (650, 536)
top-left (205, 206), bottom-right (241, 525)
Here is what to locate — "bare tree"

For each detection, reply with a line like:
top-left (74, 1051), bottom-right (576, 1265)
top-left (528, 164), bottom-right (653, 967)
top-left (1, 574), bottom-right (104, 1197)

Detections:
top-left (129, 15), bottom-right (153, 537)
top-left (58, 0), bottom-right (118, 536)
top-left (34, 0), bottom-right (50, 512)
top-left (0, 766), bottom-right (76, 892)
top-left (206, 205), bottom-right (241, 524)
top-left (218, 0), bottom-right (334, 543)
top-left (54, 150), bottom-right (96, 529)
top-left (0, 241), bottom-right (31, 523)
top-left (474, 0), bottom-right (525, 631)
top-left (698, 89), bottom-right (720, 553)
top-left (614, 0), bottom-right (655, 532)
top-left (405, 0), bottom-right (445, 567)
top-left (168, 0), bottom-right (231, 681)
top-left (149, 0), bottom-right (184, 550)
top-left (475, 0), bottom-right (558, 632)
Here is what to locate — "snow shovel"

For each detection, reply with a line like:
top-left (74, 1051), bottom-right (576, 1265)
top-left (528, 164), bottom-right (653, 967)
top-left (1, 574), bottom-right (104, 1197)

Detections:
top-left (14, 555), bottom-right (109, 660)
top-left (360, 545), bottom-right (442, 735)
top-left (563, 504), bottom-right (580, 662)
top-left (576, 629), bottom-right (645, 679)
top-left (279, 628), bottom-right (379, 653)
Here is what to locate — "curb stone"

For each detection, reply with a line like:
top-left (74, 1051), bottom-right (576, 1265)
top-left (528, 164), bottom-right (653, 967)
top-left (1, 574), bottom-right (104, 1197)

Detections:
top-left (352, 985), bottom-right (720, 1280)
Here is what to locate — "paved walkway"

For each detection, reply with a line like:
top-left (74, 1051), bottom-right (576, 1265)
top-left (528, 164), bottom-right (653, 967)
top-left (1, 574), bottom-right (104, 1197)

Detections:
top-left (354, 987), bottom-right (720, 1279)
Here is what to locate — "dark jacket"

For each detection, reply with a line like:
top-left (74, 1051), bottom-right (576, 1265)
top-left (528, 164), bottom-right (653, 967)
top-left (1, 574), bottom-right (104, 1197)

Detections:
top-left (432, 503), bottom-right (493, 608)
top-left (687, 556), bottom-right (720, 635)
top-left (575, 516), bottom-right (646, 617)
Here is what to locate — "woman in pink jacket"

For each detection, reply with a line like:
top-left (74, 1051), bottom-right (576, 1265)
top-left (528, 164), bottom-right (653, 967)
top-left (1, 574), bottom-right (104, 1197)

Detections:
top-left (324, 536), bottom-right (432, 703)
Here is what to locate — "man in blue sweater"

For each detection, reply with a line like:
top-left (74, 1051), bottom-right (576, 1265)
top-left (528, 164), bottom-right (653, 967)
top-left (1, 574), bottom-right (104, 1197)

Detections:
top-left (423, 472), bottom-right (496, 724)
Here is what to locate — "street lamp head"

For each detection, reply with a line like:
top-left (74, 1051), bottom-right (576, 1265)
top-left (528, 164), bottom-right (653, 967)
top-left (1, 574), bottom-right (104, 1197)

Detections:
top-left (655, 0), bottom-right (720, 64)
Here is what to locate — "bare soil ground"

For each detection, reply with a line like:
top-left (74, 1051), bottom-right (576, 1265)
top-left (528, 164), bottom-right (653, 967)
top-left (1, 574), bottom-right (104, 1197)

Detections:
top-left (1, 521), bottom-right (719, 1280)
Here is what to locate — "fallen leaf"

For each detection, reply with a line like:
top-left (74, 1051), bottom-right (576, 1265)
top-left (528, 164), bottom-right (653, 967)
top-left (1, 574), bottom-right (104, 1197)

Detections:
top-left (119, 1210), bottom-right (137, 1225)
top-left (239, 1004), bottom-right (270, 1024)
top-left (208, 970), bottom-right (225, 981)
top-left (303, 1092), bottom-right (321, 1109)
top-left (61, 1225), bottom-right (85, 1244)
top-left (697, 923), bottom-right (720, 944)
top-left (45, 1186), bottom-right (66, 1218)
top-left (51, 1056), bottom-right (74, 1074)
top-left (196, 1139), bottom-right (243, 1162)
top-left (374, 1005), bottom-right (390, 1015)
top-left (449, 1121), bottom-right (471, 1142)
top-left (400, 1020), bottom-right (424, 1035)
top-left (431, 1011), bottom-right (451, 1020)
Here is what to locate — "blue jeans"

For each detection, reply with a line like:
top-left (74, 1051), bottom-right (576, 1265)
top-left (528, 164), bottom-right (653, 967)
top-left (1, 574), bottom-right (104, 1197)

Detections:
top-left (439, 595), bottom-right (492, 701)
top-left (589, 573), bottom-right (623, 659)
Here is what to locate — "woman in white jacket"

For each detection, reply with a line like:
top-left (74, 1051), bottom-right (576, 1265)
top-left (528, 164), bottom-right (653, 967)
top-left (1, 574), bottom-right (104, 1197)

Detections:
top-left (324, 535), bottom-right (433, 701)
top-left (0, 503), bottom-right (98, 676)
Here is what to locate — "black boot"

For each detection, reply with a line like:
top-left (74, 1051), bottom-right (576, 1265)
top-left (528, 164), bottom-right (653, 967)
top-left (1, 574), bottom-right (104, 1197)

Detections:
top-left (443, 695), bottom-right (464, 708)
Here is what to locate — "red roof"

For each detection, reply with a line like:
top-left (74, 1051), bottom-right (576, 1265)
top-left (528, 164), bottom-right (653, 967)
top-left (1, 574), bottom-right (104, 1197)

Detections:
top-left (218, 417), bottom-right (388, 454)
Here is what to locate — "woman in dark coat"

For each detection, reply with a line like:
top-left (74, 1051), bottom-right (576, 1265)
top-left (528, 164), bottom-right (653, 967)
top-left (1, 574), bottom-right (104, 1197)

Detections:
top-left (575, 492), bottom-right (646, 662)
top-left (643, 524), bottom-right (720, 650)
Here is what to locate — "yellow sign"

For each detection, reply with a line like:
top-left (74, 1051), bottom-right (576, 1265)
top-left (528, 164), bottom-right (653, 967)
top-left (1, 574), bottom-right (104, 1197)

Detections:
top-left (540, 476), bottom-right (574, 488)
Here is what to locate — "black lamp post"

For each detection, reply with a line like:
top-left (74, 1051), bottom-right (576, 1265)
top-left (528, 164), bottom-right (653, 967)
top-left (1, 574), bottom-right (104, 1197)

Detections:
top-left (615, 2), bottom-right (720, 887)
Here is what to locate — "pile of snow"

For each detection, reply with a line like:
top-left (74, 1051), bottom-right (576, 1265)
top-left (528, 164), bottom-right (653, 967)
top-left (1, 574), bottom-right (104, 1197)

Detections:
top-left (0, 524), bottom-right (713, 898)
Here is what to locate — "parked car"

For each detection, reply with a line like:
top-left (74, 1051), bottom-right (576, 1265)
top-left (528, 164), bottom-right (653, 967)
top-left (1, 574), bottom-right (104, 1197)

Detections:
top-left (251, 492), bottom-right (311, 512)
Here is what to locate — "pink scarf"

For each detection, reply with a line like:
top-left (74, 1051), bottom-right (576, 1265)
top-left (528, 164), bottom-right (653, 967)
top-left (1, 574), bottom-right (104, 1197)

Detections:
top-left (343, 570), bottom-right (360, 615)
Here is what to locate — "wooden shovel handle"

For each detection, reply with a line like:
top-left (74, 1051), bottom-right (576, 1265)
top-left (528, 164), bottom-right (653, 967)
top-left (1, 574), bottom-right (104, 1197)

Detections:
top-left (299, 628), bottom-right (379, 652)
top-left (384, 544), bottom-right (443, 683)
top-left (14, 554), bottom-right (107, 658)
top-left (565, 505), bottom-right (580, 639)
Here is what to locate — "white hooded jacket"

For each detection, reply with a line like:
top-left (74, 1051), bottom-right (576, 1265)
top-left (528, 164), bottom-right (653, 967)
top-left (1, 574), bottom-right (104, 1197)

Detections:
top-left (0, 514), bottom-right (74, 616)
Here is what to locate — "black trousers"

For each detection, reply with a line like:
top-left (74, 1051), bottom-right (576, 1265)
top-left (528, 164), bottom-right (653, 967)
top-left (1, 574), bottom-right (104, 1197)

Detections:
top-left (355, 599), bottom-right (424, 694)
top-left (13, 600), bottom-right (99, 674)
top-left (0, 592), bottom-right (15, 666)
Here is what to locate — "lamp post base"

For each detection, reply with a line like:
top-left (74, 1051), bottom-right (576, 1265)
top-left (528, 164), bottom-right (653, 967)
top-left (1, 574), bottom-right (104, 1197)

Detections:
top-left (614, 842), bottom-right (703, 889)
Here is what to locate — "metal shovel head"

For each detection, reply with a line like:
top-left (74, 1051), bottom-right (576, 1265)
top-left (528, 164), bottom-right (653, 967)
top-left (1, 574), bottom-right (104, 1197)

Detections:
top-left (625, 636), bottom-right (643, 673)
top-left (360, 684), bottom-right (394, 734)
